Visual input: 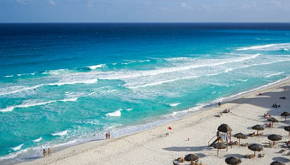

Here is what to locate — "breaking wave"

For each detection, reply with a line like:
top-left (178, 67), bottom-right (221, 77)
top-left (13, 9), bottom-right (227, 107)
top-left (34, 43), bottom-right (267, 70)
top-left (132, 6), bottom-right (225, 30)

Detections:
top-left (237, 43), bottom-right (290, 51)
top-left (0, 98), bottom-right (78, 112)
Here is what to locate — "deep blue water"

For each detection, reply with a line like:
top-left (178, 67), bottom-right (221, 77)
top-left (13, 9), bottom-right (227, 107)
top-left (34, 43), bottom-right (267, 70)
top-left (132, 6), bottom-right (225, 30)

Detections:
top-left (1, 23), bottom-right (290, 164)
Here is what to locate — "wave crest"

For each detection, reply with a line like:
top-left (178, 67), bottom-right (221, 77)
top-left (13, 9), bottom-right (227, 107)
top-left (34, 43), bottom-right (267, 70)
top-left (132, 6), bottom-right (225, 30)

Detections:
top-left (237, 43), bottom-right (290, 51)
top-left (106, 109), bottom-right (122, 117)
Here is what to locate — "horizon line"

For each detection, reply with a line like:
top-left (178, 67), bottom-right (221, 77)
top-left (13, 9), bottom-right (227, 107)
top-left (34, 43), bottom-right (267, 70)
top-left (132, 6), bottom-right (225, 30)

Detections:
top-left (0, 22), bottom-right (290, 24)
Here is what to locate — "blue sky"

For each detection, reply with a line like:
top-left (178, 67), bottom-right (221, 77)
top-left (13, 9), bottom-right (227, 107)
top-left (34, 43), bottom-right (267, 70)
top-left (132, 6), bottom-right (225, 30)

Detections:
top-left (0, 0), bottom-right (290, 23)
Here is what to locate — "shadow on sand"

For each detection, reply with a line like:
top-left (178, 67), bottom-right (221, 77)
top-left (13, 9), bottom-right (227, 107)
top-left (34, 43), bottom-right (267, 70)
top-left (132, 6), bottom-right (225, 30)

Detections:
top-left (163, 146), bottom-right (209, 152)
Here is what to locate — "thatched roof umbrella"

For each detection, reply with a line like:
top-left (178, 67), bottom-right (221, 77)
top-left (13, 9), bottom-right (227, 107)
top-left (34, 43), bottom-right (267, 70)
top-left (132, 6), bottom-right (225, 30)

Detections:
top-left (281, 112), bottom-right (290, 121)
top-left (248, 143), bottom-right (263, 157)
top-left (271, 161), bottom-right (285, 165)
top-left (184, 154), bottom-right (199, 162)
top-left (218, 124), bottom-right (232, 133)
top-left (234, 133), bottom-right (247, 145)
top-left (268, 134), bottom-right (282, 146)
top-left (284, 126), bottom-right (290, 136)
top-left (252, 125), bottom-right (264, 135)
top-left (267, 117), bottom-right (279, 127)
top-left (213, 142), bottom-right (227, 156)
top-left (225, 156), bottom-right (241, 165)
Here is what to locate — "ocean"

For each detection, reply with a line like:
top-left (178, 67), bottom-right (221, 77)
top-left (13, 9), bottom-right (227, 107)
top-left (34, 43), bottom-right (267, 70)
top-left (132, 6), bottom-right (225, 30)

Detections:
top-left (1, 23), bottom-right (290, 164)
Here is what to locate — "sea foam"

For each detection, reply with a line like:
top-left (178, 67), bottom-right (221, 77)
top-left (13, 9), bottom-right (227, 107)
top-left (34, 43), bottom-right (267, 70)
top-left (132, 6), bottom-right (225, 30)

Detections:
top-left (52, 130), bottom-right (68, 136)
top-left (87, 64), bottom-right (105, 70)
top-left (106, 109), bottom-right (122, 117)
top-left (0, 98), bottom-right (78, 112)
top-left (32, 137), bottom-right (42, 143)
top-left (237, 43), bottom-right (290, 51)
top-left (12, 144), bottom-right (24, 151)
top-left (265, 72), bottom-right (284, 78)
top-left (169, 103), bottom-right (180, 107)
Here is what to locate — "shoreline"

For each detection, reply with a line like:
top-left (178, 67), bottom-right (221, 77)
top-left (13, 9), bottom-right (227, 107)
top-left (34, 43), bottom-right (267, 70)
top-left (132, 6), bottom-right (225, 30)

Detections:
top-left (2, 76), bottom-right (290, 165)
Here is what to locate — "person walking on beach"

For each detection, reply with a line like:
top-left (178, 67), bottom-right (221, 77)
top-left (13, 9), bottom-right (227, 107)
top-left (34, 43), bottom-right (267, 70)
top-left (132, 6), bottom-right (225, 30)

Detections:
top-left (105, 131), bottom-right (111, 139)
top-left (47, 148), bottom-right (51, 156)
top-left (42, 148), bottom-right (46, 157)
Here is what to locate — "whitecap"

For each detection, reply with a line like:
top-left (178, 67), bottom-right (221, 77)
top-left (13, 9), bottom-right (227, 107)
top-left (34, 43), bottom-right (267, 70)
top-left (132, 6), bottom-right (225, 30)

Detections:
top-left (106, 109), bottom-right (122, 117)
top-left (98, 54), bottom-right (260, 80)
top-left (169, 103), bottom-right (180, 107)
top-left (0, 97), bottom-right (78, 112)
top-left (236, 79), bottom-right (248, 82)
top-left (0, 78), bottom-right (97, 96)
top-left (32, 137), bottom-right (42, 143)
top-left (48, 79), bottom-right (98, 86)
top-left (0, 85), bottom-right (42, 96)
top-left (87, 64), bottom-right (105, 70)
top-left (225, 68), bottom-right (233, 73)
top-left (237, 43), bottom-right (290, 51)
top-left (12, 144), bottom-right (24, 151)
top-left (4, 75), bottom-right (14, 78)
top-left (43, 69), bottom-right (71, 75)
top-left (52, 130), bottom-right (68, 136)
top-left (127, 75), bottom-right (199, 89)
top-left (265, 72), bottom-right (284, 78)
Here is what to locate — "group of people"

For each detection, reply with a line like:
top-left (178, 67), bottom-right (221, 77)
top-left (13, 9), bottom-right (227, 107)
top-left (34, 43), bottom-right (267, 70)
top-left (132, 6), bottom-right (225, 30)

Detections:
top-left (272, 103), bottom-right (280, 108)
top-left (42, 147), bottom-right (51, 157)
top-left (105, 131), bottom-right (111, 139)
top-left (263, 112), bottom-right (272, 119)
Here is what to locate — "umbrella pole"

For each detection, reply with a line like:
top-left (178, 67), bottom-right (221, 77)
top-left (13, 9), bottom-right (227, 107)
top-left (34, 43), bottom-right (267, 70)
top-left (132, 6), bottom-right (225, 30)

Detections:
top-left (254, 151), bottom-right (256, 157)
top-left (217, 149), bottom-right (219, 157)
top-left (272, 122), bottom-right (274, 128)
top-left (239, 139), bottom-right (241, 146)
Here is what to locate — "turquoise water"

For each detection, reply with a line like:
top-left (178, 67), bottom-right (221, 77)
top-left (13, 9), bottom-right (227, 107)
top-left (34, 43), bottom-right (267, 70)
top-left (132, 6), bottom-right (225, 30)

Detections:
top-left (1, 23), bottom-right (290, 163)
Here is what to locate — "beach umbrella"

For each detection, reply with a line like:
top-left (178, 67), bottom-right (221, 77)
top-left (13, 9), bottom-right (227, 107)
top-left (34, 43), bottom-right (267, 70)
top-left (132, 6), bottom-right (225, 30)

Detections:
top-left (252, 125), bottom-right (264, 135)
top-left (267, 117), bottom-right (279, 127)
top-left (225, 156), bottom-right (241, 165)
top-left (184, 154), bottom-right (199, 162)
top-left (217, 124), bottom-right (230, 132)
top-left (248, 143), bottom-right (263, 156)
top-left (213, 142), bottom-right (227, 156)
top-left (233, 133), bottom-right (247, 145)
top-left (217, 124), bottom-right (232, 133)
top-left (281, 112), bottom-right (289, 121)
top-left (271, 161), bottom-right (285, 165)
top-left (284, 126), bottom-right (290, 136)
top-left (268, 134), bottom-right (282, 146)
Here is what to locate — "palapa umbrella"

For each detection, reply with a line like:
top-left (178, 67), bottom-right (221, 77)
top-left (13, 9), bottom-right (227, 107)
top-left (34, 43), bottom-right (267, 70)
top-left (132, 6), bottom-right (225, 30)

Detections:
top-left (267, 117), bottom-right (279, 127)
top-left (184, 154), bottom-right (199, 162)
top-left (248, 143), bottom-right (263, 156)
top-left (252, 125), bottom-right (264, 135)
top-left (281, 112), bottom-right (289, 121)
top-left (217, 124), bottom-right (232, 133)
top-left (284, 126), bottom-right (290, 136)
top-left (233, 133), bottom-right (247, 145)
top-left (213, 142), bottom-right (227, 156)
top-left (268, 134), bottom-right (282, 146)
top-left (225, 156), bottom-right (241, 165)
top-left (271, 161), bottom-right (285, 165)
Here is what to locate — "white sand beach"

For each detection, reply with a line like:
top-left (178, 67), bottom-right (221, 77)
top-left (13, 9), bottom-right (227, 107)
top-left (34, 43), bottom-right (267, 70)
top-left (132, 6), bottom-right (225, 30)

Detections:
top-left (19, 78), bottom-right (290, 165)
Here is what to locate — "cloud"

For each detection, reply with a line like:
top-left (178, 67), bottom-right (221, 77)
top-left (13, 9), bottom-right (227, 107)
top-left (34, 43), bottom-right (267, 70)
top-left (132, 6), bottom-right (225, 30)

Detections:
top-left (16, 0), bottom-right (30, 5)
top-left (49, 0), bottom-right (56, 6)
top-left (180, 2), bottom-right (191, 9)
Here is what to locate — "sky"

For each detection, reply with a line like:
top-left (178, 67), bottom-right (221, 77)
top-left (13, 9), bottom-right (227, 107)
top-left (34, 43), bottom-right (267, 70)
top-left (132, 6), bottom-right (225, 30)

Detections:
top-left (0, 0), bottom-right (290, 23)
